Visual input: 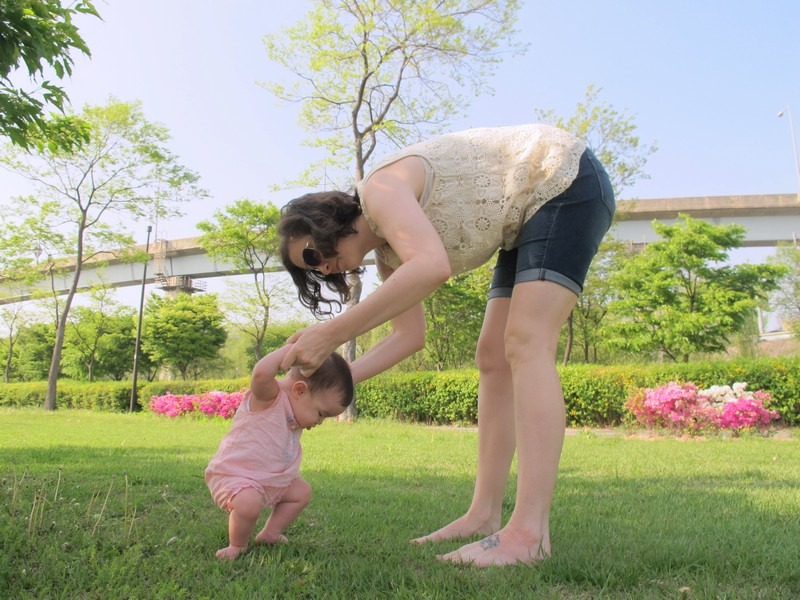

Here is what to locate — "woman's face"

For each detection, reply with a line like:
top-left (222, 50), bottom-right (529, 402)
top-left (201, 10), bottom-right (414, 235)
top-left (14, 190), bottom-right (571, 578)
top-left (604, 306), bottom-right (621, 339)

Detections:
top-left (287, 234), bottom-right (362, 276)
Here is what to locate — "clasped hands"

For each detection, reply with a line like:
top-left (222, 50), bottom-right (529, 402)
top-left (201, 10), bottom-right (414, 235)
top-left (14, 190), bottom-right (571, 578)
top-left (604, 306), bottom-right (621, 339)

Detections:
top-left (280, 321), bottom-right (340, 376)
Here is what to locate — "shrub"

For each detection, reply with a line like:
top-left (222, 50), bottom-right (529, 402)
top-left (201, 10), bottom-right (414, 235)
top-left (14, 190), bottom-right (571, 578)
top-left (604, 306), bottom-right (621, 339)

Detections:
top-left (626, 381), bottom-right (780, 434)
top-left (148, 390), bottom-right (245, 419)
top-left (1, 357), bottom-right (797, 428)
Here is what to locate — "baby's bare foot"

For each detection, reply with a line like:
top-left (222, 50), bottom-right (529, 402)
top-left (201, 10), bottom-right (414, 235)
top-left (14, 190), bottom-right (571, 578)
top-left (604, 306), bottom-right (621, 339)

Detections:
top-left (254, 531), bottom-right (288, 545)
top-left (215, 545), bottom-right (247, 560)
top-left (411, 515), bottom-right (498, 544)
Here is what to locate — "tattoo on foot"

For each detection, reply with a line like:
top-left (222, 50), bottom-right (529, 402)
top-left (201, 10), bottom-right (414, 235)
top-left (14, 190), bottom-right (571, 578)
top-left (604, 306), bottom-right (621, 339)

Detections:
top-left (479, 534), bottom-right (500, 550)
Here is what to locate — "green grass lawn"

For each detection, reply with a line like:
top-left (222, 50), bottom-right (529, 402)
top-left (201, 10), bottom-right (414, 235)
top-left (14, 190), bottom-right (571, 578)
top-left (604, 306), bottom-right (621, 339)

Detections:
top-left (1, 409), bottom-right (798, 599)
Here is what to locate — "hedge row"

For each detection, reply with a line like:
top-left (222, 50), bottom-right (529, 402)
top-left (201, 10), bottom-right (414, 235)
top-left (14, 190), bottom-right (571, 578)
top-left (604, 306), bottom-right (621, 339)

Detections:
top-left (1, 357), bottom-right (798, 426)
top-left (356, 357), bottom-right (800, 427)
top-left (0, 378), bottom-right (249, 412)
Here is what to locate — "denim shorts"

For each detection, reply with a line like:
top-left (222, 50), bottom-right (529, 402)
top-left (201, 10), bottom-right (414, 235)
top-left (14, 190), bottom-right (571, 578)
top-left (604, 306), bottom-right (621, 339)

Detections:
top-left (488, 148), bottom-right (615, 298)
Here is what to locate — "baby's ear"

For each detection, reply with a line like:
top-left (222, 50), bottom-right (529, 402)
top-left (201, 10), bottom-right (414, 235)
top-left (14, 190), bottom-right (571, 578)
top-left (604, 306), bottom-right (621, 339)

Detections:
top-left (290, 380), bottom-right (309, 397)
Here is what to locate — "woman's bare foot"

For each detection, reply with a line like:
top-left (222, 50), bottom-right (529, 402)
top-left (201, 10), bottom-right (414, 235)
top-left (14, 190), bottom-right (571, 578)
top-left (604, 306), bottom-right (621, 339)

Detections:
top-left (411, 514), bottom-right (499, 544)
top-left (436, 528), bottom-right (550, 567)
top-left (215, 544), bottom-right (247, 560)
top-left (254, 530), bottom-right (288, 545)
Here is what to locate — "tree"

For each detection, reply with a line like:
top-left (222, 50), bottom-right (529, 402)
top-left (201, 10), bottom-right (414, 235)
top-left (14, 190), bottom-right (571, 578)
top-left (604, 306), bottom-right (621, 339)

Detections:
top-left (14, 321), bottom-right (53, 381)
top-left (0, 99), bottom-right (204, 409)
top-left (769, 243), bottom-right (800, 337)
top-left (534, 84), bottom-right (658, 195)
top-left (534, 85), bottom-right (658, 363)
top-left (141, 293), bottom-right (227, 380)
top-left (62, 288), bottom-right (135, 381)
top-left (263, 0), bottom-right (525, 186)
top-left (423, 263), bottom-right (490, 370)
top-left (263, 0), bottom-right (525, 418)
top-left (93, 311), bottom-right (137, 380)
top-left (0, 301), bottom-right (28, 382)
top-left (606, 215), bottom-right (785, 362)
top-left (0, 0), bottom-right (99, 150)
top-left (197, 199), bottom-right (293, 360)
top-left (569, 239), bottom-right (633, 364)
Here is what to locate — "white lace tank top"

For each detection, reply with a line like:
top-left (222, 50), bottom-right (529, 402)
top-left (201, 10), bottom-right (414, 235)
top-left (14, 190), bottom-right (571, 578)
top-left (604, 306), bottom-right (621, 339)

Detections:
top-left (357, 124), bottom-right (585, 275)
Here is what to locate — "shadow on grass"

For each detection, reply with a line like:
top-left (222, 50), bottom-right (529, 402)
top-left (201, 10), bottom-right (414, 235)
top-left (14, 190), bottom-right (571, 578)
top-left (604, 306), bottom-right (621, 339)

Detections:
top-left (1, 443), bottom-right (798, 598)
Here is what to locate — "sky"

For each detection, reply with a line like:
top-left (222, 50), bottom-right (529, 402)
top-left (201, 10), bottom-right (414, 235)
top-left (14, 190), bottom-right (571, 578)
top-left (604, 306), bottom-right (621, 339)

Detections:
top-left (2, 0), bottom-right (800, 307)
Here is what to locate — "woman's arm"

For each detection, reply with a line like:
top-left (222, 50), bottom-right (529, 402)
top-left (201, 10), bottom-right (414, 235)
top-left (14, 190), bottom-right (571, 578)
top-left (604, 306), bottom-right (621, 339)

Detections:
top-left (282, 159), bottom-right (450, 374)
top-left (348, 261), bottom-right (426, 384)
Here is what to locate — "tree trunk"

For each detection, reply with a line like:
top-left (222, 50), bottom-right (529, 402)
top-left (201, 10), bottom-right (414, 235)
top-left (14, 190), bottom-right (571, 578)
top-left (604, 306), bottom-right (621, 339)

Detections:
top-left (45, 306), bottom-right (71, 410)
top-left (44, 245), bottom-right (86, 410)
top-left (4, 341), bottom-right (12, 383)
top-left (562, 311), bottom-right (574, 366)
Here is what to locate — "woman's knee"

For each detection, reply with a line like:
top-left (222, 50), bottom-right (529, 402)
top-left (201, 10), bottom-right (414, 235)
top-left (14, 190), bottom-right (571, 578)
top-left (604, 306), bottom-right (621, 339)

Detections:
top-left (503, 325), bottom-right (558, 366)
top-left (475, 331), bottom-right (508, 374)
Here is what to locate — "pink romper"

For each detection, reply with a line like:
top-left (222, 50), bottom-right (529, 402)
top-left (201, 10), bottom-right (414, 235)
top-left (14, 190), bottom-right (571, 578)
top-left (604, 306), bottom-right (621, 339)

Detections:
top-left (205, 388), bottom-right (302, 510)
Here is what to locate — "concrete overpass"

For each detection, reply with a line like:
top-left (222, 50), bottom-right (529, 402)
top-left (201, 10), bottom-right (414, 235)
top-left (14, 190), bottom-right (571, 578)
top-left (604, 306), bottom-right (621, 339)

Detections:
top-left (616, 193), bottom-right (799, 247)
top-left (0, 193), bottom-right (798, 304)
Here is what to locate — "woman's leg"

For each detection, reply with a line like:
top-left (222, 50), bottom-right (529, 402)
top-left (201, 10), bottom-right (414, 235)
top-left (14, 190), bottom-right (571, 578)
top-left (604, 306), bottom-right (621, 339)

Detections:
top-left (255, 478), bottom-right (312, 544)
top-left (439, 280), bottom-right (577, 566)
top-left (413, 296), bottom-right (516, 543)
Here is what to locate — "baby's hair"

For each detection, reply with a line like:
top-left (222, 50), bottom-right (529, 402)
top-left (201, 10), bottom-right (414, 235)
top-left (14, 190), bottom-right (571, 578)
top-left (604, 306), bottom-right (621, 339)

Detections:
top-left (299, 352), bottom-right (354, 408)
top-left (278, 191), bottom-right (365, 318)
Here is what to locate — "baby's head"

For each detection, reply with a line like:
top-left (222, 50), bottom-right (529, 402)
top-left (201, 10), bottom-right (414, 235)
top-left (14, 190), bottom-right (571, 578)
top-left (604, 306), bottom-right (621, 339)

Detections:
top-left (287, 352), bottom-right (354, 429)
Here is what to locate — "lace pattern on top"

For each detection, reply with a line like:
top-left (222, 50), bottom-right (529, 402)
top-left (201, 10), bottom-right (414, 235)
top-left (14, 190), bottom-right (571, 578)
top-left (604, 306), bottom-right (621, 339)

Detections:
top-left (358, 124), bottom-right (585, 275)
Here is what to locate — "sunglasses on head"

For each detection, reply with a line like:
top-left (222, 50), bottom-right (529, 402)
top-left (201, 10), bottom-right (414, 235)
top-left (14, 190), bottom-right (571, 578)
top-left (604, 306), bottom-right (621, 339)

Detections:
top-left (302, 241), bottom-right (324, 268)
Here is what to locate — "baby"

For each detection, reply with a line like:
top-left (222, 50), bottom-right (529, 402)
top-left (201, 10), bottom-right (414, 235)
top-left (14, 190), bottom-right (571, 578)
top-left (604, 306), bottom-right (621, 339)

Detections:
top-left (205, 344), bottom-right (353, 559)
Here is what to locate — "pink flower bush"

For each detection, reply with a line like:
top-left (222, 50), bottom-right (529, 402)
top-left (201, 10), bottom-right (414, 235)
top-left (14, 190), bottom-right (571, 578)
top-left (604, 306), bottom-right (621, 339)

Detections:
top-left (149, 390), bottom-right (245, 419)
top-left (626, 381), bottom-right (780, 433)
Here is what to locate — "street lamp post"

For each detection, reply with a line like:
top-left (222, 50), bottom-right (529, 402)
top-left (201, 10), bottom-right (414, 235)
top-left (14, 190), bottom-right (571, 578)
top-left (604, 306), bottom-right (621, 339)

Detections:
top-left (130, 225), bottom-right (152, 412)
top-left (777, 104), bottom-right (800, 196)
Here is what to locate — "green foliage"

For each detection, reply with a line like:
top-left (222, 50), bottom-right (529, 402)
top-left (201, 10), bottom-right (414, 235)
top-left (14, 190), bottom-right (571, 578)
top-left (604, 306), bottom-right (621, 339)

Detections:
top-left (0, 0), bottom-right (99, 149)
top-left (560, 365), bottom-right (629, 426)
top-left (0, 380), bottom-right (131, 410)
top-left (197, 199), bottom-right (294, 360)
top-left (0, 98), bottom-right (206, 409)
top-left (262, 0), bottom-right (525, 186)
top-left (535, 84), bottom-right (657, 197)
top-left (3, 357), bottom-right (797, 425)
top-left (607, 215), bottom-right (786, 362)
top-left (196, 199), bottom-right (281, 270)
top-left (61, 294), bottom-right (136, 381)
top-left (422, 264), bottom-right (490, 370)
top-left (0, 99), bottom-right (205, 276)
top-left (568, 239), bottom-right (634, 363)
top-left (11, 321), bottom-right (53, 381)
top-left (2, 412), bottom-right (798, 598)
top-left (141, 293), bottom-right (227, 380)
top-left (357, 357), bottom-right (800, 427)
top-left (356, 370), bottom-right (477, 424)
top-left (769, 243), bottom-right (800, 335)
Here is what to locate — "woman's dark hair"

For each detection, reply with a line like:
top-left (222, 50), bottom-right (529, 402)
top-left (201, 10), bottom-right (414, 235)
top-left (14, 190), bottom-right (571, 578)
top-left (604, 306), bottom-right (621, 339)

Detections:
top-left (278, 190), bottom-right (365, 318)
top-left (302, 351), bottom-right (354, 408)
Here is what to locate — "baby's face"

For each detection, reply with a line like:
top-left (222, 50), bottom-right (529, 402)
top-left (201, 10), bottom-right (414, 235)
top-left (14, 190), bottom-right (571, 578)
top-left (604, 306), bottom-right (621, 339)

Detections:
top-left (291, 386), bottom-right (346, 430)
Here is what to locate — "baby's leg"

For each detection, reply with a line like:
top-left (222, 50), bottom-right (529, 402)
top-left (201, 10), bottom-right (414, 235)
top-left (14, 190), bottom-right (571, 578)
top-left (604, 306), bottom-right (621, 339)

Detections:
top-left (255, 478), bottom-right (312, 544)
top-left (216, 487), bottom-right (264, 560)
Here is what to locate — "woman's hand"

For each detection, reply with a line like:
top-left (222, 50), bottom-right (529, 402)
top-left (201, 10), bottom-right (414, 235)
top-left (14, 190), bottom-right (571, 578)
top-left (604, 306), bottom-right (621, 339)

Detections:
top-left (280, 321), bottom-right (339, 376)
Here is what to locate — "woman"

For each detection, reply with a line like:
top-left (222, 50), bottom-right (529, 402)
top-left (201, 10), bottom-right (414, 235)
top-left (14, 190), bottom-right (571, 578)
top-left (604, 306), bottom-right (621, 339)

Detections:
top-left (278, 123), bottom-right (615, 567)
